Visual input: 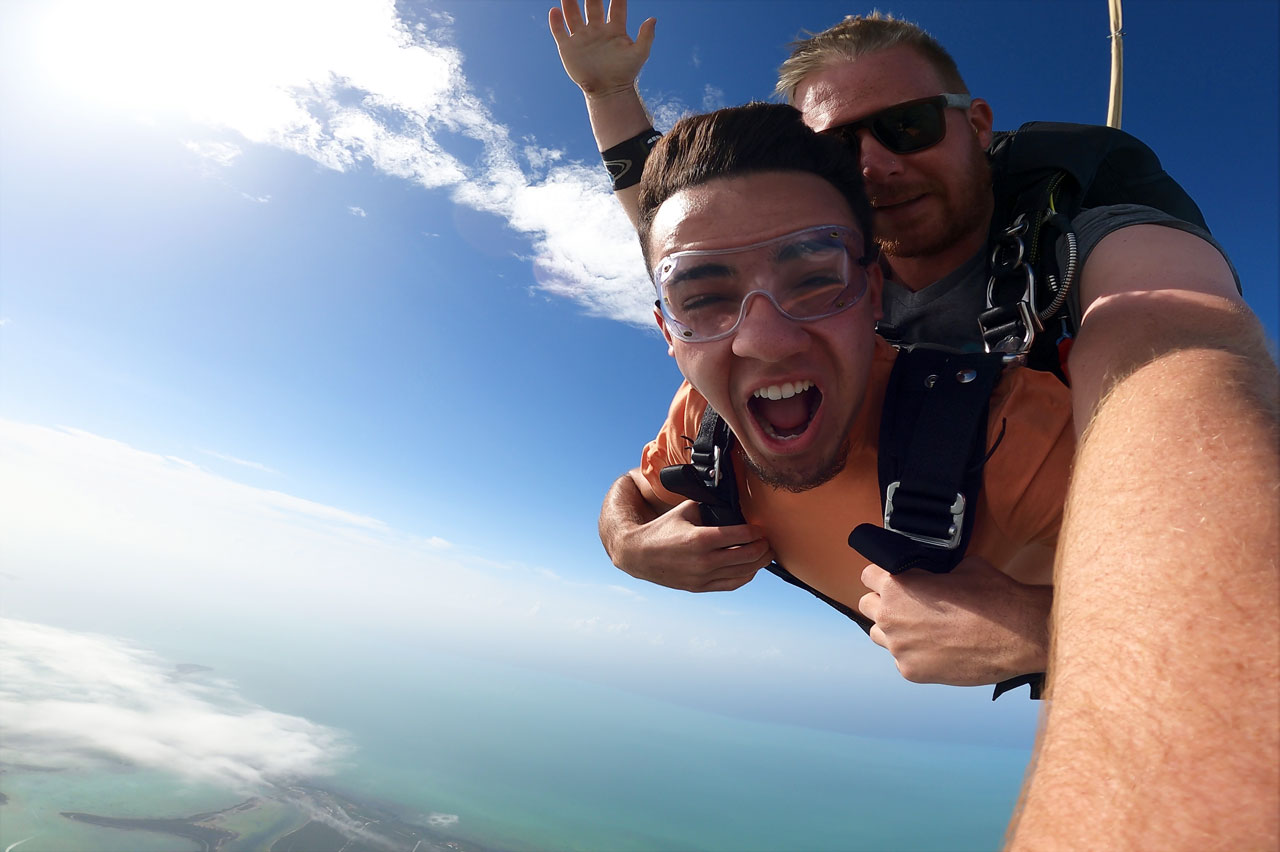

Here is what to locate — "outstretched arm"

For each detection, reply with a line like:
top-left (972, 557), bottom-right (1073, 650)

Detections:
top-left (600, 469), bottom-right (774, 592)
top-left (549, 0), bottom-right (656, 226)
top-left (1008, 226), bottom-right (1280, 849)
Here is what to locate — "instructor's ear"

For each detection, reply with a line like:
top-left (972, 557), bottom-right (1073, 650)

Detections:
top-left (968, 97), bottom-right (994, 149)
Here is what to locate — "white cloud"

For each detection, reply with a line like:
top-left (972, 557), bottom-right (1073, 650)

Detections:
top-left (184, 139), bottom-right (243, 167)
top-left (199, 447), bottom-right (279, 473)
top-left (348, 205), bottom-right (367, 217)
top-left (703, 84), bottom-right (726, 111)
top-left (31, 0), bottom-right (656, 325)
top-left (650, 96), bottom-right (693, 134)
top-left (0, 617), bottom-right (349, 791)
top-left (0, 419), bottom-right (877, 687)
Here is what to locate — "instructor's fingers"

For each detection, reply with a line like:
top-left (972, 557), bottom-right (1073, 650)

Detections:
top-left (861, 562), bottom-right (891, 593)
top-left (582, 0), bottom-right (606, 25)
top-left (634, 16), bottom-right (656, 54)
top-left (558, 0), bottom-right (584, 32)
top-left (548, 7), bottom-right (568, 42)
top-left (858, 590), bottom-right (882, 624)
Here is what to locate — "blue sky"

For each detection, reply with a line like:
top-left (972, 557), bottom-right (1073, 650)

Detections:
top-left (1, 0), bottom-right (1277, 801)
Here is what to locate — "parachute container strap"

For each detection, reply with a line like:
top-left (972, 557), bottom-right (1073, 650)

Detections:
top-left (849, 348), bottom-right (1004, 575)
top-left (993, 672), bottom-right (1045, 700)
top-left (657, 409), bottom-right (873, 631)
top-left (658, 406), bottom-right (744, 526)
top-left (766, 563), bottom-right (873, 635)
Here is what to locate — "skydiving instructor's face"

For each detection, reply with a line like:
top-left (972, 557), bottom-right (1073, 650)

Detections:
top-left (794, 46), bottom-right (994, 262)
top-left (647, 170), bottom-right (883, 493)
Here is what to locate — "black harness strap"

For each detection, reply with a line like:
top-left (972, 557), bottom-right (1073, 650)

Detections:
top-left (659, 407), bottom-right (741, 527)
top-left (849, 347), bottom-right (1005, 575)
top-left (659, 407), bottom-right (873, 634)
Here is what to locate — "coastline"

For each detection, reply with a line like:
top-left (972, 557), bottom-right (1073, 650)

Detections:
top-left (50, 785), bottom-right (492, 852)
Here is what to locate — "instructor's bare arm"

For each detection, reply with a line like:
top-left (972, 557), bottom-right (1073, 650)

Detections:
top-left (549, 0), bottom-right (655, 226)
top-left (1008, 226), bottom-right (1280, 849)
top-left (600, 470), bottom-right (774, 592)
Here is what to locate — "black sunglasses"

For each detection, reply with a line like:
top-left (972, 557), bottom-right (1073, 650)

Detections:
top-left (821, 93), bottom-right (973, 154)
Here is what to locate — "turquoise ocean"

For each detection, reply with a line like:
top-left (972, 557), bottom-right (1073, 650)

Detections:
top-left (2, 638), bottom-right (1034, 852)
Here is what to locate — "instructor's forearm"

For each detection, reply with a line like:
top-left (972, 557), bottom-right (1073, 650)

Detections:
top-left (598, 470), bottom-right (660, 567)
top-left (584, 88), bottom-right (652, 227)
top-left (1008, 340), bottom-right (1280, 850)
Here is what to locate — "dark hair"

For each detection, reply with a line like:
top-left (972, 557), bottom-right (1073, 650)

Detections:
top-left (636, 102), bottom-right (874, 269)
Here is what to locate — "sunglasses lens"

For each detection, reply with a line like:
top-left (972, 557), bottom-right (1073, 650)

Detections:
top-left (873, 100), bottom-right (946, 153)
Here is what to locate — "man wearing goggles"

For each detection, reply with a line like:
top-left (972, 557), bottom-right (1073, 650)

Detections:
top-left (653, 224), bottom-right (874, 345)
top-left (630, 102), bottom-right (1070, 682)
top-left (554, 7), bottom-right (1277, 849)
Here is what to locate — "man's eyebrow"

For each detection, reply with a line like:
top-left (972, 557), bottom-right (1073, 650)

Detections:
top-left (666, 261), bottom-right (735, 287)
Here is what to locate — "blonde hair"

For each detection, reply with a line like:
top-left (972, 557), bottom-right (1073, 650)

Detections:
top-left (776, 11), bottom-right (968, 104)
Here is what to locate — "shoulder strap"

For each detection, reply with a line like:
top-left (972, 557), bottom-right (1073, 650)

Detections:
top-left (848, 347), bottom-right (1005, 575)
top-left (658, 407), bottom-right (873, 633)
top-left (981, 122), bottom-right (1209, 376)
top-left (658, 406), bottom-right (743, 526)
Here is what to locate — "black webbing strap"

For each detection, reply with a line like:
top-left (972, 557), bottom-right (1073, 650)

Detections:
top-left (848, 347), bottom-right (1005, 575)
top-left (658, 406), bottom-right (742, 527)
top-left (659, 407), bottom-right (872, 634)
top-left (766, 562), bottom-right (873, 634)
top-left (992, 672), bottom-right (1045, 700)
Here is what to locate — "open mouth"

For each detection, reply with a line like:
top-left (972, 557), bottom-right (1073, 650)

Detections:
top-left (747, 380), bottom-right (822, 441)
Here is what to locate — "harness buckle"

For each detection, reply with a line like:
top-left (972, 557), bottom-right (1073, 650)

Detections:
top-left (689, 443), bottom-right (725, 489)
top-left (981, 215), bottom-right (1044, 362)
top-left (883, 482), bottom-right (966, 550)
top-left (979, 299), bottom-right (1040, 362)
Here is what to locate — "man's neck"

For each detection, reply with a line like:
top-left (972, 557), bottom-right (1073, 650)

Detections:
top-left (884, 221), bottom-right (990, 292)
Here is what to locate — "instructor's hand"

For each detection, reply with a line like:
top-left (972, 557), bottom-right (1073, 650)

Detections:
top-left (549, 0), bottom-right (656, 99)
top-left (858, 556), bottom-right (1051, 686)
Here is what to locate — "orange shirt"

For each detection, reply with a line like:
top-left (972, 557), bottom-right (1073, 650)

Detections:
top-left (641, 339), bottom-right (1074, 608)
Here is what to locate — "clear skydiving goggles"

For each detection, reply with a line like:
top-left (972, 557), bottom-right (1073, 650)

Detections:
top-left (653, 224), bottom-right (874, 343)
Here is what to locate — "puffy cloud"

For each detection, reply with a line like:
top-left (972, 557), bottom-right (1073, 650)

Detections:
top-left (0, 617), bottom-right (349, 791)
top-left (32, 0), bottom-right (656, 325)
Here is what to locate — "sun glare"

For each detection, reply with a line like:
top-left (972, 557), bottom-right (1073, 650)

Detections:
top-left (34, 0), bottom-right (238, 117)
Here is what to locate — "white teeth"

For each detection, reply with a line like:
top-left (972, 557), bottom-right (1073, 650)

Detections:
top-left (753, 379), bottom-right (813, 400)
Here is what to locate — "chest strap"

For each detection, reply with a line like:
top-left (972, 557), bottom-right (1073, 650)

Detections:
top-left (849, 347), bottom-right (1005, 575)
top-left (659, 407), bottom-right (873, 634)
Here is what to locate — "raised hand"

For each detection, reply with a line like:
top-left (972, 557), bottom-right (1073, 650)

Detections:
top-left (549, 0), bottom-right (657, 98)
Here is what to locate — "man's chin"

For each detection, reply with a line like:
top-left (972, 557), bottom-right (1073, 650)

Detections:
top-left (742, 440), bottom-right (850, 494)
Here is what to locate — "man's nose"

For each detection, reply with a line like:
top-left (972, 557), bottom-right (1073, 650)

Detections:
top-left (730, 292), bottom-right (810, 362)
top-left (858, 129), bottom-right (903, 182)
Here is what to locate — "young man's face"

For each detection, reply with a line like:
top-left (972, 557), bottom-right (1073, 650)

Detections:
top-left (647, 171), bottom-right (883, 492)
top-left (793, 45), bottom-right (994, 263)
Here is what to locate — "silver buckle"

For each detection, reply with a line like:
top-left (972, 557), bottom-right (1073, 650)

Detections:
top-left (981, 299), bottom-right (1039, 362)
top-left (883, 482), bottom-right (966, 549)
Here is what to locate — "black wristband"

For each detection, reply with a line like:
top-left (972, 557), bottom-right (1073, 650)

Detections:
top-left (601, 127), bottom-right (662, 191)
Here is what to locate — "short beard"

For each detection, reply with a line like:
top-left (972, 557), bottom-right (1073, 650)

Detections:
top-left (743, 437), bottom-right (852, 494)
top-left (877, 143), bottom-right (993, 259)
